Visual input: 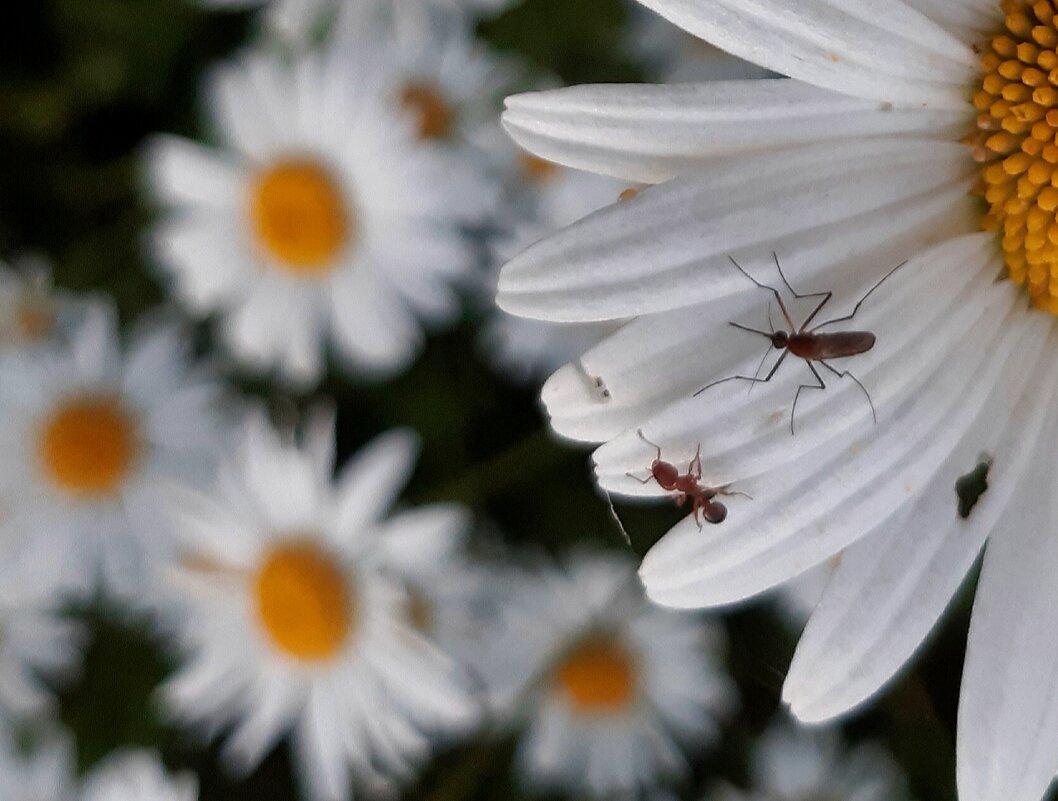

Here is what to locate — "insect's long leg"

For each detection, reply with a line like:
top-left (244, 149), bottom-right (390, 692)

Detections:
top-left (819, 360), bottom-right (877, 423)
top-left (789, 361), bottom-right (827, 435)
top-left (717, 486), bottom-right (753, 501)
top-left (730, 321), bottom-right (773, 339)
top-left (625, 471), bottom-right (653, 484)
top-left (773, 252), bottom-right (832, 303)
top-left (636, 428), bottom-right (662, 462)
top-left (695, 349), bottom-right (789, 397)
top-left (728, 256), bottom-right (796, 331)
top-left (797, 290), bottom-right (834, 332)
top-left (811, 260), bottom-right (909, 331)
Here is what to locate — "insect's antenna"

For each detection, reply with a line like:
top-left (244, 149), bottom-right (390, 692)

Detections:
top-left (729, 321), bottom-right (773, 339)
top-left (635, 427), bottom-right (662, 458)
top-left (747, 345), bottom-right (772, 395)
top-left (603, 490), bottom-right (632, 546)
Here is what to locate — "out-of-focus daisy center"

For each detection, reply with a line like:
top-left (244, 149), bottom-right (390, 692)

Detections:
top-left (519, 153), bottom-right (560, 185)
top-left (973, 0), bottom-right (1058, 311)
top-left (400, 82), bottom-right (455, 140)
top-left (16, 300), bottom-right (55, 340)
top-left (406, 587), bottom-right (434, 634)
top-left (552, 634), bottom-right (638, 713)
top-left (254, 541), bottom-right (354, 661)
top-left (38, 394), bottom-right (139, 497)
top-left (249, 160), bottom-right (351, 274)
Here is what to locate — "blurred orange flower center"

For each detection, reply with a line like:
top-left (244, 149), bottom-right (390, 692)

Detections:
top-left (407, 587), bottom-right (434, 634)
top-left (519, 153), bottom-right (561, 184)
top-left (972, 0), bottom-right (1058, 312)
top-left (38, 394), bottom-right (139, 497)
top-left (400, 82), bottom-right (456, 141)
top-left (255, 542), bottom-right (354, 661)
top-left (553, 634), bottom-right (638, 713)
top-left (250, 160), bottom-right (351, 274)
top-left (16, 302), bottom-right (55, 340)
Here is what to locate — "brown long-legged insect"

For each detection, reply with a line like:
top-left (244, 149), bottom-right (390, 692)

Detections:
top-left (626, 429), bottom-right (749, 528)
top-left (695, 254), bottom-right (907, 434)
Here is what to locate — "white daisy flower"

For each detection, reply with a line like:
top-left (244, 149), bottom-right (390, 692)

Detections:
top-left (81, 751), bottom-right (197, 801)
top-left (496, 3), bottom-right (1058, 800)
top-left (0, 255), bottom-right (94, 353)
top-left (159, 415), bottom-right (478, 801)
top-left (0, 729), bottom-right (78, 801)
top-left (706, 718), bottom-right (911, 801)
top-left (479, 551), bottom-right (736, 799)
top-left (148, 38), bottom-right (492, 385)
top-left (0, 304), bottom-right (224, 596)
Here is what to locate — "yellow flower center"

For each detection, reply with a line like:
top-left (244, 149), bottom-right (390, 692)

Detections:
top-left (552, 634), bottom-right (639, 714)
top-left (400, 82), bottom-right (456, 141)
top-left (249, 159), bottom-right (351, 274)
top-left (974, 0), bottom-right (1058, 311)
top-left (38, 395), bottom-right (139, 497)
top-left (254, 541), bottom-right (354, 661)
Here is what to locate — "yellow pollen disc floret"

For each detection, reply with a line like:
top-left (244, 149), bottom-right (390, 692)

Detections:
top-left (552, 634), bottom-right (639, 714)
top-left (400, 83), bottom-right (456, 141)
top-left (250, 160), bottom-right (351, 274)
top-left (973, 0), bottom-right (1058, 311)
top-left (255, 541), bottom-right (355, 661)
top-left (519, 153), bottom-right (561, 185)
top-left (38, 395), bottom-right (139, 497)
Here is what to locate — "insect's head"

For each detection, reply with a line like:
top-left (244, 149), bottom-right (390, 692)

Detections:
top-left (770, 331), bottom-right (789, 349)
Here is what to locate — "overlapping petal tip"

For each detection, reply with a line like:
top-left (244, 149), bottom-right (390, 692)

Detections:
top-left (541, 187), bottom-right (979, 443)
top-left (635, 0), bottom-right (976, 109)
top-left (502, 81), bottom-right (972, 184)
top-left (784, 324), bottom-right (1058, 723)
top-left (956, 407), bottom-right (1058, 801)
top-left (145, 135), bottom-right (244, 209)
top-left (630, 235), bottom-right (1030, 608)
top-left (334, 428), bottom-right (422, 535)
top-left (496, 138), bottom-right (975, 324)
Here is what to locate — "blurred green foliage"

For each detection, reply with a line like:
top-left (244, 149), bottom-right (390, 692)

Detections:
top-left (0, 1), bottom-right (989, 799)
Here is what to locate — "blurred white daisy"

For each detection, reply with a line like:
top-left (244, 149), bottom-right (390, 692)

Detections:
top-left (159, 415), bottom-right (478, 801)
top-left (148, 38), bottom-right (493, 385)
top-left (496, 2), bottom-right (1058, 800)
top-left (0, 255), bottom-right (93, 353)
top-left (479, 551), bottom-right (736, 799)
top-left (81, 751), bottom-right (197, 801)
top-left (483, 163), bottom-right (630, 381)
top-left (0, 305), bottom-right (224, 596)
top-left (0, 728), bottom-right (78, 801)
top-left (706, 718), bottom-right (912, 801)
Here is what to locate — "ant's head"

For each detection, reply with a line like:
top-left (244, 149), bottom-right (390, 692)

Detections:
top-left (770, 331), bottom-right (789, 350)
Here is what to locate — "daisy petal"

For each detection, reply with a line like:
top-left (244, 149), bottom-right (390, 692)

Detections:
top-left (334, 429), bottom-right (420, 537)
top-left (783, 330), bottom-right (1058, 722)
top-left (542, 187), bottom-right (976, 442)
top-left (957, 413), bottom-right (1058, 801)
top-left (498, 138), bottom-right (974, 322)
top-left (146, 136), bottom-right (244, 209)
top-left (503, 81), bottom-right (971, 183)
top-left (636, 0), bottom-right (975, 108)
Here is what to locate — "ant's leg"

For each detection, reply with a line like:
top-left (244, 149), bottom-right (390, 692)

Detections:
top-left (728, 256), bottom-right (797, 331)
top-left (690, 443), bottom-right (703, 481)
top-left (811, 260), bottom-right (909, 331)
top-left (820, 361), bottom-right (877, 423)
top-left (789, 361), bottom-right (827, 435)
top-left (717, 485), bottom-right (754, 501)
top-left (695, 350), bottom-right (789, 397)
top-left (626, 471), bottom-right (654, 485)
top-left (636, 428), bottom-right (663, 462)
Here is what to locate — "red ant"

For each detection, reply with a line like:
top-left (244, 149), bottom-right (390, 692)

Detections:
top-left (695, 253), bottom-right (907, 434)
top-left (626, 429), bottom-right (749, 528)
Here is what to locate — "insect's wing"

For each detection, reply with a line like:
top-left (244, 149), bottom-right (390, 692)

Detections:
top-left (814, 332), bottom-right (876, 359)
